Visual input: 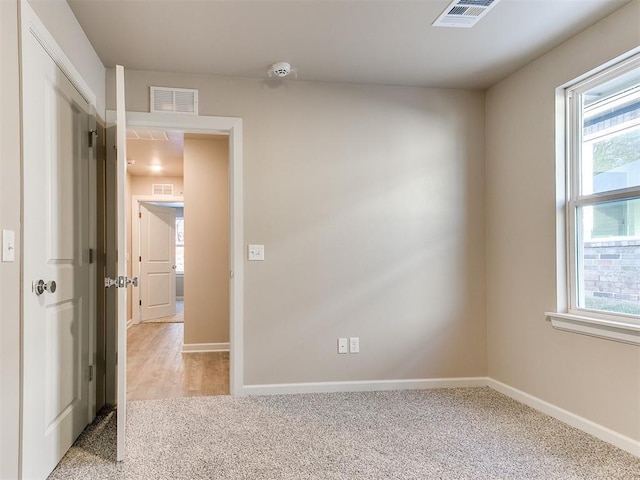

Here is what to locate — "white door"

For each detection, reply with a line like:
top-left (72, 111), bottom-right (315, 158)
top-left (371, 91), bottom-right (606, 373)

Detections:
top-left (115, 65), bottom-right (129, 462)
top-left (139, 203), bottom-right (177, 321)
top-left (21, 18), bottom-right (91, 479)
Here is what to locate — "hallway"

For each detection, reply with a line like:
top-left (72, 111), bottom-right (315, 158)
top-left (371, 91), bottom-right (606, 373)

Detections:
top-left (127, 322), bottom-right (229, 401)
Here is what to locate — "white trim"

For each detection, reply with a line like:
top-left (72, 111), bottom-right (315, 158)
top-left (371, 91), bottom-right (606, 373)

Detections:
top-left (546, 312), bottom-right (640, 346)
top-left (107, 110), bottom-right (244, 397)
top-left (557, 51), bottom-right (640, 331)
top-left (182, 342), bottom-right (229, 353)
top-left (243, 377), bottom-right (488, 396)
top-left (126, 318), bottom-right (134, 329)
top-left (487, 378), bottom-right (640, 458)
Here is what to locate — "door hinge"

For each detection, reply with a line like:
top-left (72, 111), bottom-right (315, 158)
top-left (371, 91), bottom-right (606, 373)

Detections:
top-left (89, 248), bottom-right (95, 264)
top-left (138, 212), bottom-right (142, 219)
top-left (88, 365), bottom-right (94, 382)
top-left (88, 130), bottom-right (98, 148)
top-left (139, 300), bottom-right (142, 306)
top-left (139, 256), bottom-right (142, 262)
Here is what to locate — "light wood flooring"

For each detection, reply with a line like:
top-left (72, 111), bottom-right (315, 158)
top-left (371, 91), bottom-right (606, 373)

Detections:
top-left (127, 322), bottom-right (229, 401)
top-left (141, 300), bottom-right (184, 324)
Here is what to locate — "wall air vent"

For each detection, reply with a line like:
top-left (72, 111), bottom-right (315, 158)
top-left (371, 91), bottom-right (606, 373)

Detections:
top-left (150, 86), bottom-right (198, 115)
top-left (152, 184), bottom-right (174, 196)
top-left (432, 0), bottom-right (502, 28)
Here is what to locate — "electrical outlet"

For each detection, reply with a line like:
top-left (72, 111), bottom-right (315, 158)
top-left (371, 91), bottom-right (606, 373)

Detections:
top-left (349, 337), bottom-right (359, 354)
top-left (338, 338), bottom-right (348, 354)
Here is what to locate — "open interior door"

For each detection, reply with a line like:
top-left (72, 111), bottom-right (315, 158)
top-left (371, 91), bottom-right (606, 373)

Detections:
top-left (105, 65), bottom-right (133, 462)
top-left (139, 203), bottom-right (177, 321)
top-left (115, 64), bottom-right (129, 462)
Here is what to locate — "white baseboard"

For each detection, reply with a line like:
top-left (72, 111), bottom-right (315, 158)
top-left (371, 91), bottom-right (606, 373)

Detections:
top-left (487, 378), bottom-right (640, 458)
top-left (126, 318), bottom-right (134, 329)
top-left (243, 377), bottom-right (488, 396)
top-left (182, 342), bottom-right (229, 353)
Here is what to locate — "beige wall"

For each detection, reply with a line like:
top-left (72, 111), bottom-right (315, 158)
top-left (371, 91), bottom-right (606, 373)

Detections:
top-left (1, 2), bottom-right (22, 478)
top-left (107, 70), bottom-right (488, 385)
top-left (486, 0), bottom-right (640, 441)
top-left (0, 1), bottom-right (105, 477)
top-left (183, 137), bottom-right (230, 344)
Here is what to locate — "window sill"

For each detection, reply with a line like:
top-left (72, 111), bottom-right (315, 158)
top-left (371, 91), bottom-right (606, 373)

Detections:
top-left (546, 312), bottom-right (640, 346)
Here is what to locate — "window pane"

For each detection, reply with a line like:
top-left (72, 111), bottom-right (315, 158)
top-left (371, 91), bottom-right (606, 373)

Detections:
top-left (577, 198), bottom-right (640, 316)
top-left (581, 67), bottom-right (640, 195)
top-left (176, 217), bottom-right (184, 245)
top-left (176, 246), bottom-right (184, 273)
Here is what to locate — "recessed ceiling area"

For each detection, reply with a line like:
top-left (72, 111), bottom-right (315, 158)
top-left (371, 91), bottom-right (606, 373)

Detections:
top-left (66, 0), bottom-right (631, 89)
top-left (126, 129), bottom-right (184, 177)
top-left (126, 130), bottom-right (229, 177)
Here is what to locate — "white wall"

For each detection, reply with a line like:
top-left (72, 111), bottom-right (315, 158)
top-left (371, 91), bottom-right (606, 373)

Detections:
top-left (486, 0), bottom-right (640, 441)
top-left (0, 1), bottom-right (105, 477)
top-left (107, 70), bottom-right (488, 385)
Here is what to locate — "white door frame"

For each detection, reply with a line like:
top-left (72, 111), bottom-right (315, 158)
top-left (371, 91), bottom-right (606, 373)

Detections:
top-left (131, 195), bottom-right (184, 324)
top-left (108, 111), bottom-right (244, 396)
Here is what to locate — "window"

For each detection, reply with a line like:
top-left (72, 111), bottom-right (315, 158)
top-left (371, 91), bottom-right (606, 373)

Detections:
top-left (176, 216), bottom-right (185, 273)
top-left (549, 53), bottom-right (640, 345)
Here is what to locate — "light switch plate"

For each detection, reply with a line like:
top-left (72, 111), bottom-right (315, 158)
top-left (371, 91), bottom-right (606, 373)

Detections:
top-left (247, 244), bottom-right (265, 261)
top-left (2, 229), bottom-right (15, 262)
top-left (349, 337), bottom-right (360, 354)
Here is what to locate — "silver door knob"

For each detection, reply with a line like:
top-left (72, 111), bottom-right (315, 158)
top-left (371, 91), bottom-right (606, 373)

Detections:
top-left (35, 279), bottom-right (56, 295)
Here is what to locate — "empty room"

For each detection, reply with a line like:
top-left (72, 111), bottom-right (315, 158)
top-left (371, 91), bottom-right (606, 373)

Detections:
top-left (1, 0), bottom-right (639, 479)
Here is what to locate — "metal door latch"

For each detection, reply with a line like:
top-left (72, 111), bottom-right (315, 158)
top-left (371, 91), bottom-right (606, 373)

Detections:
top-left (104, 276), bottom-right (138, 288)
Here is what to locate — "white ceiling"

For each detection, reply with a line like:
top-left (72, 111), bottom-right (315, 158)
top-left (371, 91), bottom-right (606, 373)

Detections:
top-left (126, 129), bottom-right (184, 176)
top-left (67, 0), bottom-right (631, 89)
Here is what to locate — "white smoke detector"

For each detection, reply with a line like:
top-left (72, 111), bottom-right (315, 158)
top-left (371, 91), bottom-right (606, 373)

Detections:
top-left (268, 62), bottom-right (297, 78)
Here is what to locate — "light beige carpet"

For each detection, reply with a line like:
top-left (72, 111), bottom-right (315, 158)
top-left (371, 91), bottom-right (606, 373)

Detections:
top-left (48, 388), bottom-right (640, 479)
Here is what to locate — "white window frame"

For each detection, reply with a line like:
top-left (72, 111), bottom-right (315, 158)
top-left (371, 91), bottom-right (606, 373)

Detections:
top-left (175, 216), bottom-right (185, 274)
top-left (547, 50), bottom-right (640, 346)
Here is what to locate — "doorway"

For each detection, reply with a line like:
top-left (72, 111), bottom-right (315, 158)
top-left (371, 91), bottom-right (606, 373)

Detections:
top-left (123, 129), bottom-right (233, 401)
top-left (103, 108), bottom-right (244, 460)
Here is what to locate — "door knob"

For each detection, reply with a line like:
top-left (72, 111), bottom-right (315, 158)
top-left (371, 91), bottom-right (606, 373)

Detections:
top-left (34, 279), bottom-right (56, 295)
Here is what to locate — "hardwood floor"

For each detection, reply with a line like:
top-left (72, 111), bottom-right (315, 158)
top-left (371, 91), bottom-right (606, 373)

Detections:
top-left (127, 322), bottom-right (229, 401)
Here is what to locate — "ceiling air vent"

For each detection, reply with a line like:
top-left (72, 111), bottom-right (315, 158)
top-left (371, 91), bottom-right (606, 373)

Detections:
top-left (152, 184), bottom-right (174, 196)
top-left (150, 86), bottom-right (198, 115)
top-left (432, 0), bottom-right (502, 28)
